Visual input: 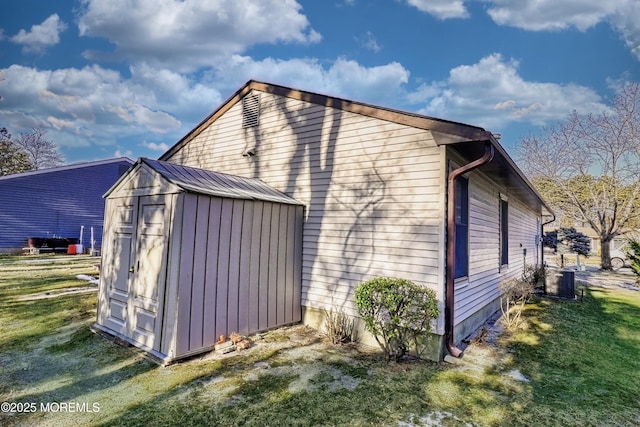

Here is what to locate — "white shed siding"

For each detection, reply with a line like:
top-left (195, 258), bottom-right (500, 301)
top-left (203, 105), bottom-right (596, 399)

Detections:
top-left (167, 90), bottom-right (446, 319)
top-left (455, 166), bottom-right (541, 325)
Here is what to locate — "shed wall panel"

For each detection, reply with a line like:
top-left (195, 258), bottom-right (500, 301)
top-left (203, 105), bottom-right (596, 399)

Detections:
top-left (226, 200), bottom-right (243, 336)
top-left (176, 194), bottom-right (198, 355)
top-left (161, 193), bottom-right (183, 357)
top-left (202, 197), bottom-right (222, 345)
top-left (258, 204), bottom-right (272, 330)
top-left (238, 202), bottom-right (254, 336)
top-left (268, 204), bottom-right (280, 328)
top-left (170, 196), bottom-right (302, 356)
top-left (248, 202), bottom-right (263, 333)
top-left (189, 195), bottom-right (211, 350)
top-left (215, 199), bottom-right (233, 341)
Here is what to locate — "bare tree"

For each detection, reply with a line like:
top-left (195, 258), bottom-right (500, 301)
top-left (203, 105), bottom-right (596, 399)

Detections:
top-left (518, 82), bottom-right (640, 269)
top-left (15, 128), bottom-right (65, 170)
top-left (0, 127), bottom-right (34, 176)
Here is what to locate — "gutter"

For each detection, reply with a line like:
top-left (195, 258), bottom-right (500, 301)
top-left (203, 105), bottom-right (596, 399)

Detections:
top-left (445, 141), bottom-right (494, 358)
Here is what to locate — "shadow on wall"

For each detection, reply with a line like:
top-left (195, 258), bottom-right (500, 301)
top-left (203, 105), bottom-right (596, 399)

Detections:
top-left (267, 92), bottom-right (409, 315)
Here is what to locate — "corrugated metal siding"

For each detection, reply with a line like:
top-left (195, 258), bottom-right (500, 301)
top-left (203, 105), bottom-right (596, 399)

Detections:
top-left (166, 90), bottom-right (446, 322)
top-left (0, 159), bottom-right (132, 251)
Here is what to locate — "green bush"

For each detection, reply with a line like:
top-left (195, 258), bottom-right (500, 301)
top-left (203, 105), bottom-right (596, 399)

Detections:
top-left (354, 277), bottom-right (439, 361)
top-left (624, 239), bottom-right (640, 282)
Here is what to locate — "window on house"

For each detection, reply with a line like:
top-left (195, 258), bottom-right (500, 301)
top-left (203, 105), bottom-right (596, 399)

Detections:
top-left (500, 197), bottom-right (509, 266)
top-left (242, 94), bottom-right (261, 128)
top-left (454, 177), bottom-right (469, 279)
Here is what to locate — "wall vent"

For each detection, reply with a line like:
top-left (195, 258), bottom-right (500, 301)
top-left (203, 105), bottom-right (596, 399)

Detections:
top-left (242, 94), bottom-right (261, 128)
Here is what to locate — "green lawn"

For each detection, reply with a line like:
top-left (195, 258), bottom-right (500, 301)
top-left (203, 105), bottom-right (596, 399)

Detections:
top-left (1, 255), bottom-right (638, 426)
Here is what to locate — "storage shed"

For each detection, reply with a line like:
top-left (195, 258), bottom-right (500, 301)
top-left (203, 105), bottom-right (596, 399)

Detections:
top-left (95, 158), bottom-right (304, 363)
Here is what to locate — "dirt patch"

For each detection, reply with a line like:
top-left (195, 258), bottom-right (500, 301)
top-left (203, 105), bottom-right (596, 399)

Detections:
top-left (189, 325), bottom-right (371, 402)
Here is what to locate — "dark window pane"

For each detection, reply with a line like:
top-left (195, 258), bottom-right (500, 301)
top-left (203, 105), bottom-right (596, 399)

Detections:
top-left (454, 177), bottom-right (468, 279)
top-left (500, 199), bottom-right (508, 266)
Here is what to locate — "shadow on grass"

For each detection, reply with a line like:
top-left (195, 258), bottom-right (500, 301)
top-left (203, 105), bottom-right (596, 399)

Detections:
top-left (96, 350), bottom-right (445, 427)
top-left (3, 253), bottom-right (639, 427)
top-left (0, 291), bottom-right (96, 352)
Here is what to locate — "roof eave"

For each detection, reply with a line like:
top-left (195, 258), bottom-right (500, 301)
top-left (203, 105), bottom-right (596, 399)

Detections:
top-left (439, 135), bottom-right (554, 217)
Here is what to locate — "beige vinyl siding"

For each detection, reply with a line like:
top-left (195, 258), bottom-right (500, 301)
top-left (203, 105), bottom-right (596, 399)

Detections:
top-left (167, 90), bottom-right (446, 320)
top-left (455, 166), bottom-right (541, 326)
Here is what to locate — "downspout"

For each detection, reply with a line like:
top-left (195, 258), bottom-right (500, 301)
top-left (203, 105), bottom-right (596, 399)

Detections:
top-left (445, 141), bottom-right (494, 358)
top-left (540, 214), bottom-right (556, 294)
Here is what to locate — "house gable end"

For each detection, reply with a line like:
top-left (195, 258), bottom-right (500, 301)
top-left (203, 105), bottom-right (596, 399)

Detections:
top-left (159, 80), bottom-right (486, 162)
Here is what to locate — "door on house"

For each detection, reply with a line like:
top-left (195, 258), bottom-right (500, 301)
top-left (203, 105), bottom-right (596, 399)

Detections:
top-left (100, 194), bottom-right (170, 351)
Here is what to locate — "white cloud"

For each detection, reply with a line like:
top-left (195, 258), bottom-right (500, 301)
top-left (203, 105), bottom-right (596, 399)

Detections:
top-left (409, 53), bottom-right (608, 129)
top-left (114, 148), bottom-right (133, 158)
top-left (404, 0), bottom-right (469, 19)
top-left (77, 0), bottom-right (321, 72)
top-left (214, 55), bottom-right (410, 106)
top-left (0, 64), bottom-right (195, 149)
top-left (609, 2), bottom-right (640, 60)
top-left (0, 55), bottom-right (411, 154)
top-left (403, 1), bottom-right (640, 61)
top-left (483, 0), bottom-right (640, 60)
top-left (361, 32), bottom-right (381, 53)
top-left (142, 141), bottom-right (171, 151)
top-left (10, 14), bottom-right (68, 54)
top-left (104, 103), bottom-right (181, 133)
top-left (485, 0), bottom-right (616, 31)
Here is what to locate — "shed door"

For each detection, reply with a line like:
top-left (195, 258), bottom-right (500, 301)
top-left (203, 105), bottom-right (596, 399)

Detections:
top-left (102, 195), bottom-right (170, 351)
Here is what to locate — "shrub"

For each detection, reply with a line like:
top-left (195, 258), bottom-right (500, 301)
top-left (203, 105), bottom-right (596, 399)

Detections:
top-left (354, 277), bottom-right (439, 362)
top-left (522, 263), bottom-right (547, 291)
top-left (624, 239), bottom-right (640, 283)
top-left (323, 306), bottom-right (356, 344)
top-left (499, 277), bottom-right (535, 330)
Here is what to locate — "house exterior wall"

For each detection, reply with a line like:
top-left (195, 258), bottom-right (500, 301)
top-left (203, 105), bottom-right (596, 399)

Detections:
top-left (0, 158), bottom-right (132, 252)
top-left (452, 154), bottom-right (542, 340)
top-left (166, 90), bottom-right (448, 331)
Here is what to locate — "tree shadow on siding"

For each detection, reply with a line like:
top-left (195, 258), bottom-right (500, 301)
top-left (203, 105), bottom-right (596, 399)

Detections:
top-left (262, 94), bottom-right (411, 317)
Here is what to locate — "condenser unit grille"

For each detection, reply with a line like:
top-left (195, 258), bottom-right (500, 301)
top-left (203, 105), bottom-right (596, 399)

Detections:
top-left (242, 94), bottom-right (261, 128)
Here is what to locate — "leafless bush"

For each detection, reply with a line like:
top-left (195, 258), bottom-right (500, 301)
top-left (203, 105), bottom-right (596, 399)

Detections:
top-left (323, 306), bottom-right (356, 344)
top-left (500, 278), bottom-right (535, 330)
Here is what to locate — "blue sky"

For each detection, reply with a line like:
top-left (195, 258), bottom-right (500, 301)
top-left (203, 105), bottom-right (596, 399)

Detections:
top-left (1, 0), bottom-right (639, 164)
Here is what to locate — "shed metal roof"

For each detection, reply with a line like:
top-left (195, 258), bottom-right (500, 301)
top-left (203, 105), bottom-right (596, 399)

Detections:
top-left (138, 158), bottom-right (303, 205)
